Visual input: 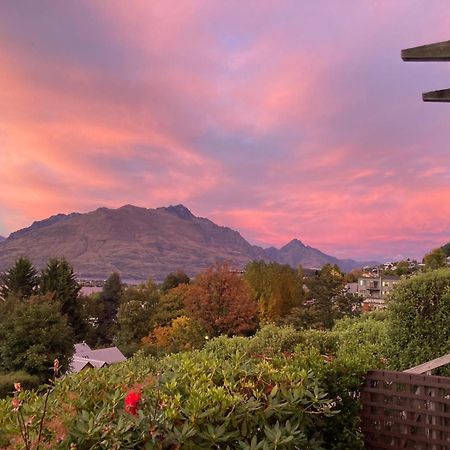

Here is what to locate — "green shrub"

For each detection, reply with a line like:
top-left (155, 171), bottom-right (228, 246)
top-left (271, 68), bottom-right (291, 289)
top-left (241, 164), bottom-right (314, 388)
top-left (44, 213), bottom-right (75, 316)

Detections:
top-left (0, 321), bottom-right (391, 449)
top-left (386, 268), bottom-right (450, 372)
top-left (0, 371), bottom-right (40, 399)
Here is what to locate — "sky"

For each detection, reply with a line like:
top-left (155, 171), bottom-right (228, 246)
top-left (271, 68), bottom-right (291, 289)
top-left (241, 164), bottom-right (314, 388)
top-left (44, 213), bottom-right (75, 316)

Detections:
top-left (0, 1), bottom-right (450, 262)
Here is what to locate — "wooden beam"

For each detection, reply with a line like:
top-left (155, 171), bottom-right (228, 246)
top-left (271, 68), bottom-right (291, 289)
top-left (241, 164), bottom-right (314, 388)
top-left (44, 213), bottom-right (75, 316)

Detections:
top-left (404, 353), bottom-right (450, 374)
top-left (422, 88), bottom-right (450, 102)
top-left (402, 40), bottom-right (450, 61)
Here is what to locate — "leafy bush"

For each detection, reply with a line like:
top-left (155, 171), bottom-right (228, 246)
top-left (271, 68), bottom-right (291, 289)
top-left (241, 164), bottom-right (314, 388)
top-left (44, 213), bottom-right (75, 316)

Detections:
top-left (386, 268), bottom-right (450, 372)
top-left (0, 371), bottom-right (40, 399)
top-left (0, 320), bottom-right (389, 449)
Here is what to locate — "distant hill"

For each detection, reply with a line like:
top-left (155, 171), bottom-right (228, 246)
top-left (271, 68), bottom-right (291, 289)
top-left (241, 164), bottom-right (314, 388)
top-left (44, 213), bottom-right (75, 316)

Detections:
top-left (0, 205), bottom-right (372, 279)
top-left (0, 236), bottom-right (4, 242)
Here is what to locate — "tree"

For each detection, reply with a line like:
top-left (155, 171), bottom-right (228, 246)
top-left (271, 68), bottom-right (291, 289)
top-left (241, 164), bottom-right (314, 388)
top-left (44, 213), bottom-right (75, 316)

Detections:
top-left (332, 292), bottom-right (363, 320)
top-left (0, 257), bottom-right (39, 300)
top-left (115, 279), bottom-right (160, 356)
top-left (142, 316), bottom-right (205, 355)
top-left (395, 260), bottom-right (410, 276)
top-left (151, 283), bottom-right (189, 329)
top-left (441, 241), bottom-right (450, 257)
top-left (97, 272), bottom-right (123, 344)
top-left (386, 268), bottom-right (450, 372)
top-left (121, 279), bottom-right (159, 307)
top-left (244, 261), bottom-right (304, 322)
top-left (0, 295), bottom-right (74, 380)
top-left (78, 292), bottom-right (105, 347)
top-left (423, 248), bottom-right (447, 270)
top-left (184, 264), bottom-right (258, 337)
top-left (40, 258), bottom-right (83, 337)
top-left (305, 264), bottom-right (345, 329)
top-left (160, 270), bottom-right (190, 293)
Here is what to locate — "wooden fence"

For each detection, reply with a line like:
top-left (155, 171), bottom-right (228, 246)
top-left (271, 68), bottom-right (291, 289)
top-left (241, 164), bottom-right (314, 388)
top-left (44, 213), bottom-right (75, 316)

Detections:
top-left (360, 370), bottom-right (450, 449)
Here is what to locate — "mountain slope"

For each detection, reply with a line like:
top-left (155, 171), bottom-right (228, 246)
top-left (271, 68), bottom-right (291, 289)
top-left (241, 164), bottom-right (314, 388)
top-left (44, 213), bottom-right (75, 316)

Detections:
top-left (0, 205), bottom-right (370, 279)
top-left (0, 205), bottom-right (267, 280)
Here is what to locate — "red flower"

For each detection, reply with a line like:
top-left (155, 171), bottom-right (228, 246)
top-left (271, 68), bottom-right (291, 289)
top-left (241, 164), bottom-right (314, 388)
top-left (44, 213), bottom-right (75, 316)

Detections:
top-left (124, 390), bottom-right (141, 415)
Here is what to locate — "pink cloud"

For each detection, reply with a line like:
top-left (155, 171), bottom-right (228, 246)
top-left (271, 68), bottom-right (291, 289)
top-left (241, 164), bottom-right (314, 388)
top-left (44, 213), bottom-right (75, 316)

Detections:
top-left (0, 1), bottom-right (450, 262)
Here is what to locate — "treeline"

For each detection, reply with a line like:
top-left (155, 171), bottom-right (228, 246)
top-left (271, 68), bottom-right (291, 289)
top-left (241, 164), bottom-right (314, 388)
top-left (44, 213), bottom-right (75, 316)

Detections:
top-left (0, 257), bottom-right (363, 387)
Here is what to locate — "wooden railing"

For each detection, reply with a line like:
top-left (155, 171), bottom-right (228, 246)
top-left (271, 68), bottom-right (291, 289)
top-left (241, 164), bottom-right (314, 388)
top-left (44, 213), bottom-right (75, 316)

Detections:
top-left (360, 370), bottom-right (450, 449)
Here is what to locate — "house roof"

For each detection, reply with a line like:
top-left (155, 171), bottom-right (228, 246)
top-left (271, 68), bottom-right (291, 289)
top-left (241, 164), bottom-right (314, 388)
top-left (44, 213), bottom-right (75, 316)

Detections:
top-left (76, 347), bottom-right (127, 364)
top-left (74, 342), bottom-right (92, 354)
top-left (70, 343), bottom-right (127, 373)
top-left (70, 358), bottom-right (97, 372)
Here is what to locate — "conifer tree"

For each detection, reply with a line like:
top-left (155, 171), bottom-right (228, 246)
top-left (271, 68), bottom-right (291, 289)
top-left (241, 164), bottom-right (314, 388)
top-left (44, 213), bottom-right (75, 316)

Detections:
top-left (97, 272), bottom-right (123, 344)
top-left (40, 258), bottom-right (83, 336)
top-left (0, 257), bottom-right (39, 300)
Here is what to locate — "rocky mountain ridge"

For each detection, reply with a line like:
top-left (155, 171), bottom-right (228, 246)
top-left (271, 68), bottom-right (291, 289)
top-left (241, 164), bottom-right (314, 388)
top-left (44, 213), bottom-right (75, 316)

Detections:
top-left (0, 205), bottom-right (372, 279)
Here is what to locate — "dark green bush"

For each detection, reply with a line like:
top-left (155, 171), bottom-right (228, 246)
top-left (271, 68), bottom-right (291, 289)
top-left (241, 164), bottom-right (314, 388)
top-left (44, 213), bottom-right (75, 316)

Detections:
top-left (386, 268), bottom-right (450, 372)
top-left (0, 321), bottom-right (390, 449)
top-left (0, 371), bottom-right (40, 399)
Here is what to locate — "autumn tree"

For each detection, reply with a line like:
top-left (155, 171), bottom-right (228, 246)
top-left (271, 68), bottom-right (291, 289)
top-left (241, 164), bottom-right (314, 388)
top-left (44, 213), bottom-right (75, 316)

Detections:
top-left (244, 261), bottom-right (304, 322)
top-left (142, 316), bottom-right (205, 355)
top-left (0, 257), bottom-right (39, 300)
top-left (184, 264), bottom-right (258, 337)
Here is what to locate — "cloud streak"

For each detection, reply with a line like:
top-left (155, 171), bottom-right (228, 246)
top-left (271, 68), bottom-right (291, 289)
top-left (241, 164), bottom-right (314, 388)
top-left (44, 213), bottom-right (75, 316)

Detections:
top-left (0, 0), bottom-right (450, 261)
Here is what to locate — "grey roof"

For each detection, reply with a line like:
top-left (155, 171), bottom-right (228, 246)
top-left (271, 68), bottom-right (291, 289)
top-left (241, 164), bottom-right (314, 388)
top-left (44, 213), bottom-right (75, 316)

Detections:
top-left (76, 347), bottom-right (127, 364)
top-left (70, 358), bottom-right (96, 373)
top-left (70, 344), bottom-right (127, 373)
top-left (74, 342), bottom-right (92, 354)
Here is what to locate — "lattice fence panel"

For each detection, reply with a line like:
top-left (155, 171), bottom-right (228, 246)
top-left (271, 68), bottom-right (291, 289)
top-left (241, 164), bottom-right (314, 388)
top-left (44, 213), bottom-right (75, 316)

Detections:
top-left (361, 370), bottom-right (450, 449)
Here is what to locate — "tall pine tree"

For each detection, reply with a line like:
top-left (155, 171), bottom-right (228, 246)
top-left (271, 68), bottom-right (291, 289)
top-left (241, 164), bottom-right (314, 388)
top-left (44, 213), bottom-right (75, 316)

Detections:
top-left (0, 257), bottom-right (39, 300)
top-left (40, 258), bottom-right (83, 337)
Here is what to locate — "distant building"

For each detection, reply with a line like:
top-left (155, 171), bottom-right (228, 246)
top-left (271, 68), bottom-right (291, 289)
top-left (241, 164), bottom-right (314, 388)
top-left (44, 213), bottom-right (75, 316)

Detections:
top-left (70, 342), bottom-right (127, 373)
top-left (357, 275), bottom-right (400, 311)
top-left (345, 282), bottom-right (358, 294)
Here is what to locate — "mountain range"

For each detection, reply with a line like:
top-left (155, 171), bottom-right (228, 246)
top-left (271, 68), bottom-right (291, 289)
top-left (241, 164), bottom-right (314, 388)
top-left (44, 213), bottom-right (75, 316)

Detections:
top-left (0, 204), bottom-right (374, 280)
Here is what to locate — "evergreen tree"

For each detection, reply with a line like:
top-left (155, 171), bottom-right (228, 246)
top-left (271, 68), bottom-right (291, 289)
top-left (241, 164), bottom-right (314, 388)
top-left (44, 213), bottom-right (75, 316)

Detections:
top-left (0, 257), bottom-right (39, 300)
top-left (160, 270), bottom-right (190, 293)
top-left (306, 264), bottom-right (345, 329)
top-left (97, 272), bottom-right (123, 345)
top-left (40, 258), bottom-right (83, 337)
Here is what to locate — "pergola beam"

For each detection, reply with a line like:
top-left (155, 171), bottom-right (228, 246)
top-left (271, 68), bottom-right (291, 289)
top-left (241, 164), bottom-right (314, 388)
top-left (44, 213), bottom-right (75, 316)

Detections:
top-left (402, 40), bottom-right (450, 61)
top-left (422, 88), bottom-right (450, 102)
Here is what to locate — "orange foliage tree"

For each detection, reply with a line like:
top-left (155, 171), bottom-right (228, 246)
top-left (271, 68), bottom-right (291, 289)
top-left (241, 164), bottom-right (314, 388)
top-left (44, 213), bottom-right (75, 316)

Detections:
top-left (184, 264), bottom-right (258, 337)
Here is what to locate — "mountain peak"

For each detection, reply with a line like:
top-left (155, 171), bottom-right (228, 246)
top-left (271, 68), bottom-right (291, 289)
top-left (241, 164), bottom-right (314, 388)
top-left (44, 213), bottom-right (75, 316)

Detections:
top-left (282, 238), bottom-right (305, 249)
top-left (163, 204), bottom-right (194, 220)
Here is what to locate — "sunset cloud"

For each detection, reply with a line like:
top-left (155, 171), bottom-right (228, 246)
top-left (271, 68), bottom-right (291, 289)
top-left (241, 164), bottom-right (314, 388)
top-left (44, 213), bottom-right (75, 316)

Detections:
top-left (0, 1), bottom-right (450, 261)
